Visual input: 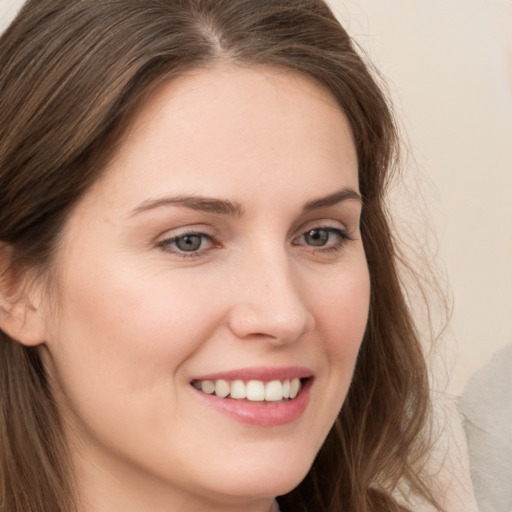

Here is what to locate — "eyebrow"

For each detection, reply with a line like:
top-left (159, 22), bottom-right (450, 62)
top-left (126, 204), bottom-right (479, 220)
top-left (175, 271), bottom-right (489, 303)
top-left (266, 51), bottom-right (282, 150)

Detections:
top-left (130, 195), bottom-right (245, 217)
top-left (302, 188), bottom-right (362, 211)
top-left (129, 187), bottom-right (362, 218)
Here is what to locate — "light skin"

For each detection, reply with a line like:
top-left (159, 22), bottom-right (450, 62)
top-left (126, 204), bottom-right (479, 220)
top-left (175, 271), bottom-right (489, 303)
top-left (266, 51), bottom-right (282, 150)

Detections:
top-left (1, 65), bottom-right (370, 512)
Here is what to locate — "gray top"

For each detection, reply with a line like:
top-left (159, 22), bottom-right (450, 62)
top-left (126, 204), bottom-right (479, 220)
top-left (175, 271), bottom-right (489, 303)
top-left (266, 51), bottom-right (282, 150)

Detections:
top-left (458, 342), bottom-right (512, 512)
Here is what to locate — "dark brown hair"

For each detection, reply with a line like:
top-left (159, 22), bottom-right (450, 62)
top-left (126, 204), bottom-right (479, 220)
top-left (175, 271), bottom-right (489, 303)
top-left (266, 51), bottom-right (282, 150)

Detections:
top-left (0, 1), bottom-right (437, 511)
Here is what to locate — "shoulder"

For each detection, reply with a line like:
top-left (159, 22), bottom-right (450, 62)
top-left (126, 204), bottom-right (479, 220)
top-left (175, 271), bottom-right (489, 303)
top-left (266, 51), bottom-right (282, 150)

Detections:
top-left (459, 342), bottom-right (512, 512)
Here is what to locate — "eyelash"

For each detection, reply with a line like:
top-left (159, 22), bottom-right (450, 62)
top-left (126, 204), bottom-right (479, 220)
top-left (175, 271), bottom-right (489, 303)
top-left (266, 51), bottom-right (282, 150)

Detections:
top-left (292, 227), bottom-right (353, 253)
top-left (156, 226), bottom-right (353, 258)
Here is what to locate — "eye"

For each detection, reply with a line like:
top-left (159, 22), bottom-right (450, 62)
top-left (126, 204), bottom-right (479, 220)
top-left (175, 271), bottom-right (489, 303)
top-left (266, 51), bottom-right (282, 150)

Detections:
top-left (294, 226), bottom-right (352, 250)
top-left (303, 228), bottom-right (330, 247)
top-left (157, 231), bottom-right (215, 256)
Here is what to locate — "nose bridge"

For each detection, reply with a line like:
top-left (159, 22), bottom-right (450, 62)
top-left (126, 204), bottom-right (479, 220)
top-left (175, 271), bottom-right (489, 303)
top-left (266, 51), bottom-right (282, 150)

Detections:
top-left (227, 242), bottom-right (315, 342)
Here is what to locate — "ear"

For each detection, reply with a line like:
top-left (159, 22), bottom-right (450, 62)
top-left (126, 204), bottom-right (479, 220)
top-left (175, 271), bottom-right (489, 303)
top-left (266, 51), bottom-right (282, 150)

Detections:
top-left (0, 244), bottom-right (47, 346)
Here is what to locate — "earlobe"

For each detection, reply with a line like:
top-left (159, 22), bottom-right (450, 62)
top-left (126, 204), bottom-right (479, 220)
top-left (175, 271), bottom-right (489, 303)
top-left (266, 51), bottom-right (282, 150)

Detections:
top-left (0, 246), bottom-right (47, 347)
top-left (0, 300), bottom-right (47, 347)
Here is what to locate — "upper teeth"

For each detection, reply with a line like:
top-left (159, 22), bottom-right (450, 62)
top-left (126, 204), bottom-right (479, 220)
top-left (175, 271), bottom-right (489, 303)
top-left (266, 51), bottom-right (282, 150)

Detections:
top-left (192, 378), bottom-right (302, 401)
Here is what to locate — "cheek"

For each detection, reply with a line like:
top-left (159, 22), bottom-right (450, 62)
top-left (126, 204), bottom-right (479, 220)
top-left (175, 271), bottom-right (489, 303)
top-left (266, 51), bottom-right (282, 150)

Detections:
top-left (310, 262), bottom-right (370, 413)
top-left (45, 254), bottom-right (226, 400)
top-left (315, 264), bottom-right (370, 356)
top-left (42, 261), bottom-right (230, 467)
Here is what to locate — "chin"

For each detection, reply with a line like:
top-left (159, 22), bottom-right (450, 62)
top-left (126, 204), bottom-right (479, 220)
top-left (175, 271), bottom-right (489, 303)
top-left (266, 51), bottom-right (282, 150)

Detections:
top-left (200, 450), bottom-right (312, 501)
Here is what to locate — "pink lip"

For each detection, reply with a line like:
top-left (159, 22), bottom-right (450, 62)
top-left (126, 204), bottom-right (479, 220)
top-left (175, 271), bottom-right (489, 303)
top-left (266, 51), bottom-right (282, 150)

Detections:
top-left (191, 365), bottom-right (313, 382)
top-left (190, 366), bottom-right (314, 427)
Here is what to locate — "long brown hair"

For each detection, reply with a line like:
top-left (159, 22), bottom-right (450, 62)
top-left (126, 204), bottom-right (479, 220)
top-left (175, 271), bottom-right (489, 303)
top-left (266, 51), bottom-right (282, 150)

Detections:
top-left (0, 1), bottom-right (437, 511)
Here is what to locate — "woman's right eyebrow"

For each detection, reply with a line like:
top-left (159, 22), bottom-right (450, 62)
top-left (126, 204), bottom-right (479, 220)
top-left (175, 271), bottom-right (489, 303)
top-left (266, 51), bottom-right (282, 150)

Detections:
top-left (129, 195), bottom-right (245, 218)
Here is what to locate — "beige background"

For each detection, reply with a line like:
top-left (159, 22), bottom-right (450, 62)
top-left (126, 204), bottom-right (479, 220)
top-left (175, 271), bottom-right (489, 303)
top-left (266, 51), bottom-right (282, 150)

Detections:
top-left (2, 0), bottom-right (511, 394)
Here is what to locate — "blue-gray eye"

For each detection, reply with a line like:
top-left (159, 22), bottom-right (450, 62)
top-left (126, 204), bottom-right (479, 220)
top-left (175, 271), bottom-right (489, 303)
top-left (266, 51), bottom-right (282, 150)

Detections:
top-left (174, 234), bottom-right (204, 252)
top-left (304, 228), bottom-right (330, 246)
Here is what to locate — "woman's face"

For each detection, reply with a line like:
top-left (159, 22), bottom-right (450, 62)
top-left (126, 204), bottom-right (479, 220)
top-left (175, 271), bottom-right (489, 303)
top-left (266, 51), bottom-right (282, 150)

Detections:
top-left (41, 65), bottom-right (370, 511)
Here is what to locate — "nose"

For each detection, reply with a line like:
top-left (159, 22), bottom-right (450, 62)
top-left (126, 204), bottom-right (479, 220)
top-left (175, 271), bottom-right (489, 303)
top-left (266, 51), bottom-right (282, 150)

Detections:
top-left (226, 253), bottom-right (316, 345)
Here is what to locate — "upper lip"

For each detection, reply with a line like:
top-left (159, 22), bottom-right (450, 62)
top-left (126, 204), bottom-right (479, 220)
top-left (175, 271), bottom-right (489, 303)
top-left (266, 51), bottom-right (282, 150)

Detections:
top-left (190, 366), bottom-right (313, 382)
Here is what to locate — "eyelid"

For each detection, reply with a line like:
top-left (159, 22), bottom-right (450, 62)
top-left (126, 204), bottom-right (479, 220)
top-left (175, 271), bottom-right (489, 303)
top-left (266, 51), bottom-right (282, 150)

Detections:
top-left (291, 217), bottom-right (350, 238)
top-left (293, 226), bottom-right (351, 241)
top-left (155, 224), bottom-right (216, 243)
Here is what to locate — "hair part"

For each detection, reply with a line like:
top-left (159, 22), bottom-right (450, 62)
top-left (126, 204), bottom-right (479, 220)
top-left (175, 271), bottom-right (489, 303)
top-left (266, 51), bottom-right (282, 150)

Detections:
top-left (0, 1), bottom-right (438, 511)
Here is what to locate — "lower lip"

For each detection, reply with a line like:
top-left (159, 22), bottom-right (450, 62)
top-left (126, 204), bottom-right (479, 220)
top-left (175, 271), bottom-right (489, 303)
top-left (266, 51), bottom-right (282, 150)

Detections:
top-left (192, 378), bottom-right (313, 427)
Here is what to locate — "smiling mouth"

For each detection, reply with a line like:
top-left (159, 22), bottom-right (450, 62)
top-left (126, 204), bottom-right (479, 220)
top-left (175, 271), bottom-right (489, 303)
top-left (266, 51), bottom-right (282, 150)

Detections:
top-left (191, 378), bottom-right (307, 402)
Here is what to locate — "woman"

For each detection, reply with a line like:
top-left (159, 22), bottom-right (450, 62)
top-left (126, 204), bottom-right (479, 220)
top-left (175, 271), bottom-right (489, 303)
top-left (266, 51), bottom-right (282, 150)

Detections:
top-left (0, 1), bottom-right (439, 511)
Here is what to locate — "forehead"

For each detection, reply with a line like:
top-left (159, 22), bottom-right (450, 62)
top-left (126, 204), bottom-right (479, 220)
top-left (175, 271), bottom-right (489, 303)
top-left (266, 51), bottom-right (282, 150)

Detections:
top-left (79, 64), bottom-right (358, 214)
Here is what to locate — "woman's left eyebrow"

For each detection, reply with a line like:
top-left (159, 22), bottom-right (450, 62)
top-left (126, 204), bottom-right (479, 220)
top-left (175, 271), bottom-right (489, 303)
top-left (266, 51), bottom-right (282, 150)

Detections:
top-left (302, 188), bottom-right (362, 211)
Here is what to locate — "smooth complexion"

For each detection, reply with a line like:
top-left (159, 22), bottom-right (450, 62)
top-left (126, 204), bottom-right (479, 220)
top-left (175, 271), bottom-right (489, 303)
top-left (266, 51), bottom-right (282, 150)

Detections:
top-left (34, 65), bottom-right (370, 512)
